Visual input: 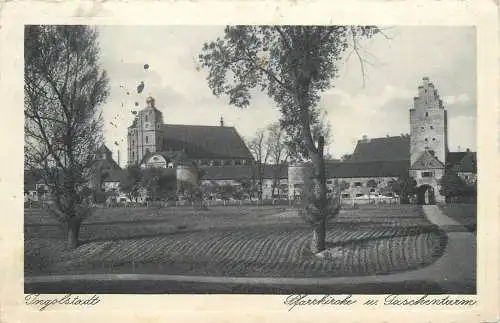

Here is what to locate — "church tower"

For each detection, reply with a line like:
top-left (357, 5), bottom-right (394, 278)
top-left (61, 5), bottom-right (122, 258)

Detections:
top-left (127, 96), bottom-right (164, 165)
top-left (410, 77), bottom-right (448, 166)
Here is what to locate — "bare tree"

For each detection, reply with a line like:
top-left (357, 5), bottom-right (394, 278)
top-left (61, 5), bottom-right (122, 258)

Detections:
top-left (266, 122), bottom-right (289, 198)
top-left (24, 25), bottom-right (110, 249)
top-left (246, 128), bottom-right (270, 200)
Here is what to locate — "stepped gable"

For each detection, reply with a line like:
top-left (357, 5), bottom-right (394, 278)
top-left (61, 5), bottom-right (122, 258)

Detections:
top-left (161, 124), bottom-right (253, 160)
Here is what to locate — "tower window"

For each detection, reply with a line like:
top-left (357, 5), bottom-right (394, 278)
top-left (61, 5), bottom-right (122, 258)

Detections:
top-left (145, 136), bottom-right (148, 144)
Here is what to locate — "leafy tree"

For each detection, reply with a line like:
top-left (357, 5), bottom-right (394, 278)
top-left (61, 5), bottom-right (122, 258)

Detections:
top-left (237, 178), bottom-right (258, 200)
top-left (439, 168), bottom-right (475, 203)
top-left (367, 178), bottom-right (378, 200)
top-left (119, 164), bottom-right (143, 202)
top-left (177, 180), bottom-right (203, 203)
top-left (198, 25), bottom-right (380, 253)
top-left (24, 25), bottom-right (110, 249)
top-left (391, 173), bottom-right (417, 204)
top-left (141, 168), bottom-right (176, 201)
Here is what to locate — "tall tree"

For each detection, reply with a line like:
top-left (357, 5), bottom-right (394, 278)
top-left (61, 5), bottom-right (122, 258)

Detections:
top-left (266, 122), bottom-right (289, 198)
top-left (24, 25), bottom-right (110, 249)
top-left (141, 168), bottom-right (177, 202)
top-left (390, 174), bottom-right (417, 204)
top-left (246, 128), bottom-right (270, 200)
top-left (198, 26), bottom-right (380, 253)
top-left (119, 164), bottom-right (143, 202)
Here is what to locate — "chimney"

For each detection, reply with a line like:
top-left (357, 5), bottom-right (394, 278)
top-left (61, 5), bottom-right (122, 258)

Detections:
top-left (220, 116), bottom-right (224, 127)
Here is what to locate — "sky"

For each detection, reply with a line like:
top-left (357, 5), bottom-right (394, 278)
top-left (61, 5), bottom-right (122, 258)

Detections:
top-left (96, 26), bottom-right (476, 167)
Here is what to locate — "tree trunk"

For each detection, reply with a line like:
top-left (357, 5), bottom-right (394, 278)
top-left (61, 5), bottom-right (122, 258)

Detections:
top-left (311, 218), bottom-right (326, 254)
top-left (309, 136), bottom-right (328, 254)
top-left (67, 219), bottom-right (81, 249)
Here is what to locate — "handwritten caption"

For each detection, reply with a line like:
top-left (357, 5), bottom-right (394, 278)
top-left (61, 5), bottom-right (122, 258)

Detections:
top-left (25, 294), bottom-right (101, 311)
top-left (284, 294), bottom-right (477, 311)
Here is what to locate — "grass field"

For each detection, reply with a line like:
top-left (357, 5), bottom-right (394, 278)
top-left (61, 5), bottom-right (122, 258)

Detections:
top-left (438, 203), bottom-right (477, 233)
top-left (25, 205), bottom-right (447, 278)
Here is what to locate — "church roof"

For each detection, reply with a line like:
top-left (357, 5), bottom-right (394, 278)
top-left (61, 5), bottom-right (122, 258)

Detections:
top-left (160, 125), bottom-right (253, 160)
top-left (350, 136), bottom-right (410, 162)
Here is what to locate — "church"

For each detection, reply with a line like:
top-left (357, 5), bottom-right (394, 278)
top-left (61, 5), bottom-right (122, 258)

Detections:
top-left (24, 77), bottom-right (476, 205)
top-left (119, 76), bottom-right (475, 204)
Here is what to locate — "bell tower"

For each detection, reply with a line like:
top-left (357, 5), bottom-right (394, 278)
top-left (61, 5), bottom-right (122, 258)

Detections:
top-left (127, 96), bottom-right (164, 165)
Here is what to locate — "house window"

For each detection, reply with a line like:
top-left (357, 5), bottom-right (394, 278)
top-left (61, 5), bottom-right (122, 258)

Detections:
top-left (422, 171), bottom-right (433, 177)
top-left (201, 160), bottom-right (209, 166)
top-left (132, 140), bottom-right (135, 146)
top-left (421, 126), bottom-right (424, 130)
top-left (370, 188), bottom-right (376, 193)
top-left (326, 180), bottom-right (333, 184)
top-left (294, 184), bottom-right (303, 189)
top-left (341, 193), bottom-right (350, 198)
top-left (425, 138), bottom-right (428, 142)
top-left (223, 160), bottom-right (232, 166)
top-left (465, 175), bottom-right (469, 180)
top-left (132, 152), bottom-right (135, 159)
top-left (430, 126), bottom-right (434, 130)
top-left (354, 182), bottom-right (362, 187)
top-left (145, 115), bottom-right (148, 122)
top-left (157, 124), bottom-right (160, 129)
top-left (212, 160), bottom-right (221, 166)
top-left (234, 160), bottom-right (242, 166)
top-left (425, 112), bottom-right (429, 117)
top-left (355, 193), bottom-right (363, 197)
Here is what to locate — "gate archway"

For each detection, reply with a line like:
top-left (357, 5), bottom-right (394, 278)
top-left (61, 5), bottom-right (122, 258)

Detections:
top-left (417, 185), bottom-right (436, 205)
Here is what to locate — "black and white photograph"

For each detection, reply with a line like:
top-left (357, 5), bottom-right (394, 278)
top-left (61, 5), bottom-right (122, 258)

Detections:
top-left (22, 24), bottom-right (479, 295)
top-left (0, 1), bottom-right (498, 321)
